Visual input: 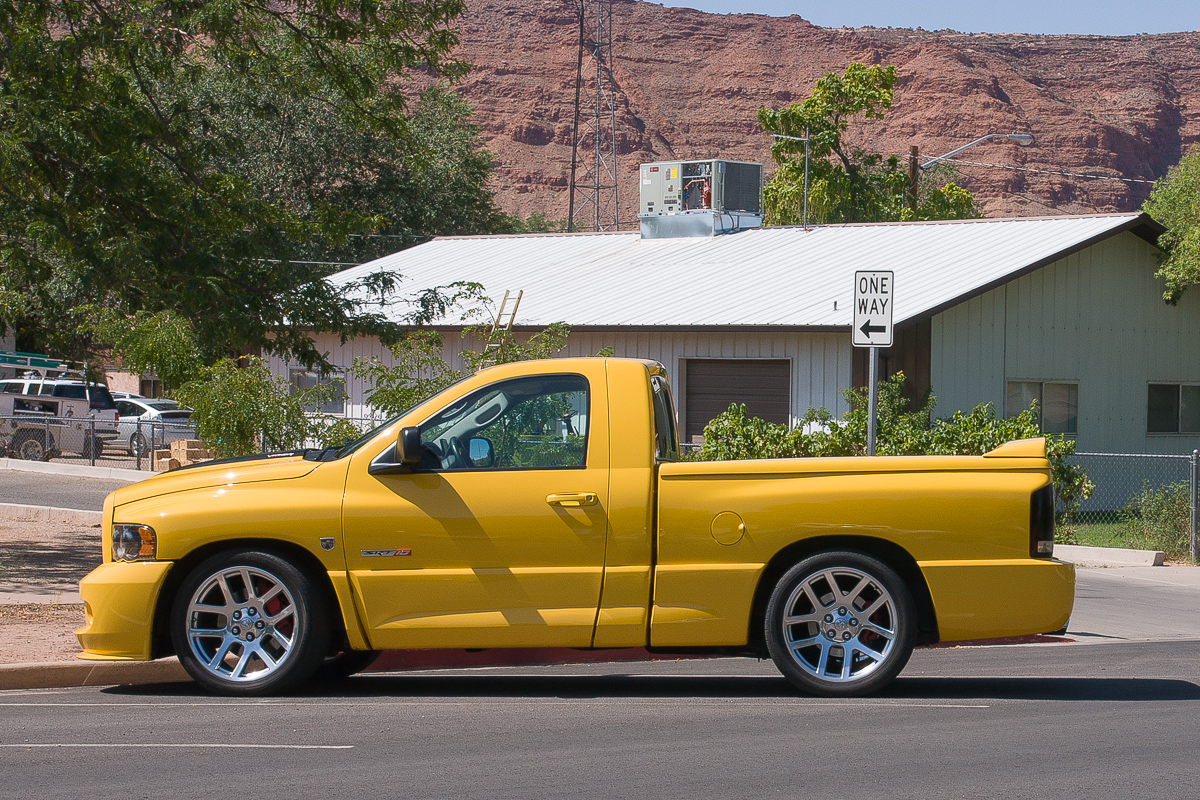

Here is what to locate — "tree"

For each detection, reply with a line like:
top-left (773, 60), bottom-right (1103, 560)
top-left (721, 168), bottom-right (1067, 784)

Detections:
top-left (758, 63), bottom-right (979, 225)
top-left (0, 0), bottom-right (487, 369)
top-left (1142, 145), bottom-right (1200, 303)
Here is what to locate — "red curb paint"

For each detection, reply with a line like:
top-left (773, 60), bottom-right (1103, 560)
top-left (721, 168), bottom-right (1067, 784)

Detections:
top-left (925, 634), bottom-right (1075, 648)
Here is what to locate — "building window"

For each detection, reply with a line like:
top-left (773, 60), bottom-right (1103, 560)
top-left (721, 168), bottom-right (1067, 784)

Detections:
top-left (1006, 381), bottom-right (1077, 435)
top-left (1147, 383), bottom-right (1200, 434)
top-left (289, 369), bottom-right (346, 415)
top-left (139, 378), bottom-right (164, 399)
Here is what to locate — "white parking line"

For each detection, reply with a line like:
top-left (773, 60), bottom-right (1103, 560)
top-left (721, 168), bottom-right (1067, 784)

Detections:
top-left (0, 700), bottom-right (989, 709)
top-left (0, 743), bottom-right (352, 749)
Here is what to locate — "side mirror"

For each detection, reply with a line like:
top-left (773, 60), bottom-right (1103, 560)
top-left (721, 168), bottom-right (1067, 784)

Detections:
top-left (469, 437), bottom-right (494, 468)
top-left (396, 426), bottom-right (421, 466)
top-left (371, 426), bottom-right (422, 476)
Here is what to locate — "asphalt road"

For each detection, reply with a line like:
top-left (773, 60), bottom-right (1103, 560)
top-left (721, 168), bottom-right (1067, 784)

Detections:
top-left (0, 470), bottom-right (133, 511)
top-left (1, 641), bottom-right (1198, 799)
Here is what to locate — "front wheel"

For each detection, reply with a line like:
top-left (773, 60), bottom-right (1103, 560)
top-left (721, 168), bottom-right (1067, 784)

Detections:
top-left (765, 551), bottom-right (915, 697)
top-left (81, 434), bottom-right (104, 460)
top-left (171, 550), bottom-right (331, 696)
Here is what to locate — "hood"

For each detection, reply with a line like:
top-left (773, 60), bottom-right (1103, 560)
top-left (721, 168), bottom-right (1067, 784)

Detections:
top-left (109, 454), bottom-right (321, 508)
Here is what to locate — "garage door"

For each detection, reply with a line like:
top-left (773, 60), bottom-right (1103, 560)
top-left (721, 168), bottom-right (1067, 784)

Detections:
top-left (684, 359), bottom-right (790, 441)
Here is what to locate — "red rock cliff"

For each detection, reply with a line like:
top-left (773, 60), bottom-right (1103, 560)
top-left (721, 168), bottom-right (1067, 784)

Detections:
top-left (448, 0), bottom-right (1200, 222)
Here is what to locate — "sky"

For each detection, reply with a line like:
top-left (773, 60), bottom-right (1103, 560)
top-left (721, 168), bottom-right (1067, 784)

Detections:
top-left (657, 0), bottom-right (1200, 36)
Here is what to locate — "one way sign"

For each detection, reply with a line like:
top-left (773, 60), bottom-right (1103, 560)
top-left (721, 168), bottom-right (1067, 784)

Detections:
top-left (852, 270), bottom-right (894, 348)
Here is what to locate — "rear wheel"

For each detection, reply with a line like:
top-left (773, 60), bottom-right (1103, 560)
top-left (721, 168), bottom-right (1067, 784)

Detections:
top-left (765, 551), bottom-right (915, 697)
top-left (171, 550), bottom-right (330, 696)
top-left (12, 431), bottom-right (50, 461)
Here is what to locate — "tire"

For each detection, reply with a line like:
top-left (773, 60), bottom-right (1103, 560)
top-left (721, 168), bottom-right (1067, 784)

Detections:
top-left (171, 549), bottom-right (331, 696)
top-left (81, 434), bottom-right (103, 460)
top-left (129, 432), bottom-right (148, 458)
top-left (13, 431), bottom-right (50, 461)
top-left (312, 648), bottom-right (382, 681)
top-left (765, 551), bottom-right (916, 697)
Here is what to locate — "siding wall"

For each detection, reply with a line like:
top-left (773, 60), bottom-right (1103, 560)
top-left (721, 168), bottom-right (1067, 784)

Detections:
top-left (932, 231), bottom-right (1200, 454)
top-left (268, 329), bottom-right (855, 426)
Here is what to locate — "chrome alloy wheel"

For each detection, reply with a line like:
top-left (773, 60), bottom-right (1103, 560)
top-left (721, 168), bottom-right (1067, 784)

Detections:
top-left (779, 566), bottom-right (898, 684)
top-left (184, 566), bottom-right (300, 683)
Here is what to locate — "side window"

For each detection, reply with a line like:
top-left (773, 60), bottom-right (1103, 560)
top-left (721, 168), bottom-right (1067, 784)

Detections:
top-left (651, 375), bottom-right (680, 462)
top-left (116, 401), bottom-right (137, 417)
top-left (53, 385), bottom-right (87, 400)
top-left (419, 375), bottom-right (589, 471)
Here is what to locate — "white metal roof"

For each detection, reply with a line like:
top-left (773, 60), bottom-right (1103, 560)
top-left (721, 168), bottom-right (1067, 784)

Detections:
top-left (328, 214), bottom-right (1159, 329)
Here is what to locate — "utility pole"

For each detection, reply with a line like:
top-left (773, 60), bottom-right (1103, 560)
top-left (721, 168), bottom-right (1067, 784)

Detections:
top-left (907, 145), bottom-right (919, 212)
top-left (567, 0), bottom-right (619, 233)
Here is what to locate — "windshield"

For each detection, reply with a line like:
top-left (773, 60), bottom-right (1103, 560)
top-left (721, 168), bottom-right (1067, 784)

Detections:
top-left (325, 375), bottom-right (474, 461)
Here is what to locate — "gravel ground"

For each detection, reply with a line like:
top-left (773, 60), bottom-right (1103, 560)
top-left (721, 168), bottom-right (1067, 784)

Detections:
top-left (0, 603), bottom-right (85, 663)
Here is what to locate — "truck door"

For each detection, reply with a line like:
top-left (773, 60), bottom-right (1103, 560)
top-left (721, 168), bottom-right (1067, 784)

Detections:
top-left (343, 367), bottom-right (610, 650)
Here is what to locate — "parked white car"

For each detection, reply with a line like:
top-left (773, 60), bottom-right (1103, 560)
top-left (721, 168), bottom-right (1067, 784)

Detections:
top-left (115, 397), bottom-right (196, 455)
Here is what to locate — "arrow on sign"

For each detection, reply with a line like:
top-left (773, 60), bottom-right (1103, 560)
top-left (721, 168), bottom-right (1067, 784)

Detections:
top-left (859, 320), bottom-right (886, 337)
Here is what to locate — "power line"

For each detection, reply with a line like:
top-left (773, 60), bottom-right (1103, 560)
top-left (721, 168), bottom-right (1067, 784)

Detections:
top-left (943, 157), bottom-right (1157, 185)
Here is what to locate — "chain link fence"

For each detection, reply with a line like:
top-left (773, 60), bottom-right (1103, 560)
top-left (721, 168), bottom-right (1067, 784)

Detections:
top-left (1065, 450), bottom-right (1200, 563)
top-left (0, 413), bottom-right (389, 472)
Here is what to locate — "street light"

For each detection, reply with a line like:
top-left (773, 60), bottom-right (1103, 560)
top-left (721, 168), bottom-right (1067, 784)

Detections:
top-left (907, 133), bottom-right (1035, 210)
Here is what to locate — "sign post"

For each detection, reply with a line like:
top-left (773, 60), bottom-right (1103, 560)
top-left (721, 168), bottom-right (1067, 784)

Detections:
top-left (852, 271), bottom-right (895, 456)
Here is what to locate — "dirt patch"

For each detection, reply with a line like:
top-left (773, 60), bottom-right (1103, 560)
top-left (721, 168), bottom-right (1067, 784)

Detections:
top-left (0, 521), bottom-right (102, 663)
top-left (0, 603), bottom-right (85, 663)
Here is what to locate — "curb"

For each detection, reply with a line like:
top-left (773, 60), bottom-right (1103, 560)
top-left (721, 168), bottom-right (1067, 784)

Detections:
top-left (1056, 543), bottom-right (1165, 567)
top-left (0, 459), bottom-right (148, 482)
top-left (0, 502), bottom-right (102, 526)
top-left (0, 657), bottom-right (190, 691)
top-left (0, 591), bottom-right (82, 604)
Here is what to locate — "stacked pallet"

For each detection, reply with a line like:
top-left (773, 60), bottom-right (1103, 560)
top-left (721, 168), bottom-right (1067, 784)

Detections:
top-left (152, 439), bottom-right (214, 471)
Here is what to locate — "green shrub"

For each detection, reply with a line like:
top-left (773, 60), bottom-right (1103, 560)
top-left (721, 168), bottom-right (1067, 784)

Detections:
top-left (1121, 482), bottom-right (1193, 561)
top-left (693, 372), bottom-right (1093, 518)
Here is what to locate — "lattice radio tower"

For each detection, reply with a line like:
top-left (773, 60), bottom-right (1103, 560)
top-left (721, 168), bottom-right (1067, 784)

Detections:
top-left (567, 0), bottom-right (619, 232)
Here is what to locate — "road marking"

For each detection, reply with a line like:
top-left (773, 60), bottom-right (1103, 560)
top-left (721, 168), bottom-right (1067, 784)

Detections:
top-left (0, 743), bottom-right (352, 749)
top-left (0, 700), bottom-right (988, 709)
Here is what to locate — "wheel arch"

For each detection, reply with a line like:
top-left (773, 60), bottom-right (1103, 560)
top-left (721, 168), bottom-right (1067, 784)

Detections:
top-left (747, 535), bottom-right (939, 652)
top-left (150, 538), bottom-right (344, 659)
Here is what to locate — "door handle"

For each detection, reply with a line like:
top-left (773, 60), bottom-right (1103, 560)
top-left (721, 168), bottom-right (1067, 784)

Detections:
top-left (546, 492), bottom-right (598, 507)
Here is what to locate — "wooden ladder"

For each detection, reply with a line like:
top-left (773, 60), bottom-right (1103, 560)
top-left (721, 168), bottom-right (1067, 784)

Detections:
top-left (486, 290), bottom-right (523, 349)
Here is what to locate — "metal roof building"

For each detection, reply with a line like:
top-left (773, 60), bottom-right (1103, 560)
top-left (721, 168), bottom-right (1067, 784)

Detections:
top-left (277, 212), bottom-right (1199, 460)
top-left (328, 213), bottom-right (1160, 330)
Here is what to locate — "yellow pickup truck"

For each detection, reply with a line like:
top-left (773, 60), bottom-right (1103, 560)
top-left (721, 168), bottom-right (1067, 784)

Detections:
top-left (77, 357), bottom-right (1074, 696)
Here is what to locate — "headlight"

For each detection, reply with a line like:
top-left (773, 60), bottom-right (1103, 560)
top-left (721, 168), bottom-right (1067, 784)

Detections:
top-left (112, 524), bottom-right (157, 561)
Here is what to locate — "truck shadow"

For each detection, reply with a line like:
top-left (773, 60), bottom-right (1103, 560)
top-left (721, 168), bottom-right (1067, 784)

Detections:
top-left (107, 674), bottom-right (1200, 702)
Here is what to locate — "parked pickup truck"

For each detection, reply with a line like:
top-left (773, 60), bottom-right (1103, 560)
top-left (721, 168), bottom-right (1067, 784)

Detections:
top-left (78, 357), bottom-right (1075, 696)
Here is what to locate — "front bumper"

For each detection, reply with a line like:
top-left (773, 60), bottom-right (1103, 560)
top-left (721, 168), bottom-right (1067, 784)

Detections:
top-left (76, 561), bottom-right (174, 661)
